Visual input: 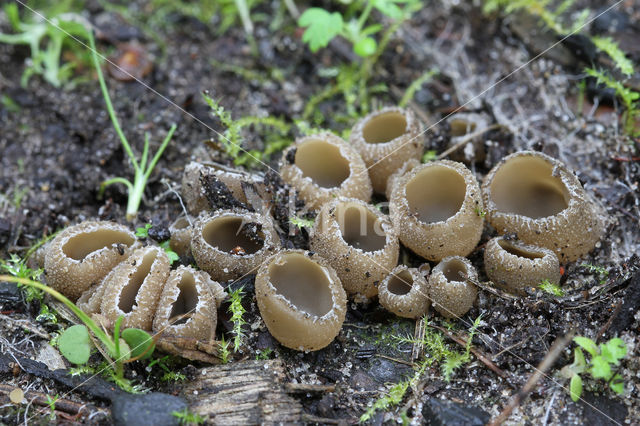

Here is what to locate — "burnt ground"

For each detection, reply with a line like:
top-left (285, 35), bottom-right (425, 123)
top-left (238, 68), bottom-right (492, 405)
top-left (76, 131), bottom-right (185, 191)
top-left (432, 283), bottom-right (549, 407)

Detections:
top-left (1, 0), bottom-right (640, 424)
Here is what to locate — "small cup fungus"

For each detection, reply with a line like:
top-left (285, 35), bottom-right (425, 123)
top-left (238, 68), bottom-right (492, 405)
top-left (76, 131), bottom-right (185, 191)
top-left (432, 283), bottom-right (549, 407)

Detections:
top-left (153, 265), bottom-right (225, 342)
top-left (255, 250), bottom-right (347, 351)
top-left (378, 265), bottom-right (430, 319)
top-left (100, 246), bottom-right (171, 331)
top-left (429, 256), bottom-right (477, 319)
top-left (169, 216), bottom-right (192, 258)
top-left (389, 160), bottom-right (484, 261)
top-left (385, 157), bottom-right (420, 200)
top-left (280, 133), bottom-right (372, 209)
top-left (484, 236), bottom-right (560, 295)
top-left (191, 210), bottom-right (280, 282)
top-left (482, 151), bottom-right (604, 262)
top-left (310, 198), bottom-right (398, 298)
top-left (44, 221), bottom-right (137, 300)
top-left (350, 106), bottom-right (423, 194)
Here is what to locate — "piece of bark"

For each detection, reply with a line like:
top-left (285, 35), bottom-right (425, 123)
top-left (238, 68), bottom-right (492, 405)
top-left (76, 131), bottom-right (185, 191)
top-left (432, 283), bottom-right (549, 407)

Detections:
top-left (181, 359), bottom-right (303, 424)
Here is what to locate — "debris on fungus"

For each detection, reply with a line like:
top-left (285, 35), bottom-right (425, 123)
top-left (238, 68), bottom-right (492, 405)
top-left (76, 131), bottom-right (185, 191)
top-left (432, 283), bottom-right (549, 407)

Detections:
top-left (310, 197), bottom-right (398, 298)
top-left (190, 210), bottom-right (280, 282)
top-left (255, 250), bottom-right (347, 351)
top-left (484, 236), bottom-right (560, 295)
top-left (350, 106), bottom-right (423, 194)
top-left (280, 133), bottom-right (372, 210)
top-left (389, 160), bottom-right (484, 262)
top-left (482, 150), bottom-right (604, 262)
top-left (429, 256), bottom-right (478, 319)
top-left (44, 221), bottom-right (137, 300)
top-left (378, 265), bottom-right (430, 319)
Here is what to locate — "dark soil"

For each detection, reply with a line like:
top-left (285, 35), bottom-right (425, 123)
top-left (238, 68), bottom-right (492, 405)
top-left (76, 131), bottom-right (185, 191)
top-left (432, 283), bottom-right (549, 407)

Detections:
top-left (1, 0), bottom-right (640, 425)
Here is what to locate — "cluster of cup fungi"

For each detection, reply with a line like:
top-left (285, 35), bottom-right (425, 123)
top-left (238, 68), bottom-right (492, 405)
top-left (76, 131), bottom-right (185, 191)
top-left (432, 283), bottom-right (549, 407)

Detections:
top-left (40, 106), bottom-right (604, 352)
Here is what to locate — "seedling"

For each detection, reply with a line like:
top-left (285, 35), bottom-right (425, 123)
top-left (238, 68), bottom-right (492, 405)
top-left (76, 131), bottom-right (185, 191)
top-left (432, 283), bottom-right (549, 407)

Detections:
top-left (228, 286), bottom-right (247, 352)
top-left (539, 279), bottom-right (564, 297)
top-left (218, 336), bottom-right (231, 364)
top-left (172, 407), bottom-right (205, 425)
top-left (255, 348), bottom-right (273, 360)
top-left (581, 262), bottom-right (610, 285)
top-left (422, 150), bottom-right (437, 163)
top-left (45, 394), bottom-right (58, 421)
top-left (88, 32), bottom-right (177, 221)
top-left (0, 254), bottom-right (44, 302)
top-left (288, 216), bottom-right (315, 230)
top-left (561, 336), bottom-right (627, 402)
top-left (0, 275), bottom-right (155, 392)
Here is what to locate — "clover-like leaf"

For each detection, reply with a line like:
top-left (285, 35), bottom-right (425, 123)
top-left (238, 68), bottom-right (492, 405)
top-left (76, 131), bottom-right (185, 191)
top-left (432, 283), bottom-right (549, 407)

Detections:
top-left (122, 328), bottom-right (155, 360)
top-left (600, 338), bottom-right (627, 365)
top-left (58, 324), bottom-right (92, 365)
top-left (299, 8), bottom-right (343, 52)
top-left (589, 355), bottom-right (612, 379)
top-left (570, 374), bottom-right (582, 402)
top-left (610, 373), bottom-right (624, 394)
top-left (574, 336), bottom-right (598, 357)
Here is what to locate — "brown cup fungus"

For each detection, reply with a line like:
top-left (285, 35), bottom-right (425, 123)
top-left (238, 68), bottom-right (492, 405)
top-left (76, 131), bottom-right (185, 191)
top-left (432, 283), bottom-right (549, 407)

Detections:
top-left (482, 151), bottom-right (604, 262)
top-left (44, 221), bottom-right (137, 300)
top-left (280, 133), bottom-right (372, 210)
top-left (429, 256), bottom-right (477, 319)
top-left (385, 157), bottom-right (420, 200)
top-left (378, 265), bottom-right (430, 319)
top-left (310, 198), bottom-right (398, 298)
top-left (255, 250), bottom-right (347, 351)
top-left (191, 210), bottom-right (280, 282)
top-left (484, 237), bottom-right (560, 295)
top-left (169, 216), bottom-right (192, 258)
top-left (389, 160), bottom-right (484, 262)
top-left (153, 266), bottom-right (225, 342)
top-left (350, 107), bottom-right (423, 194)
top-left (100, 246), bottom-right (171, 331)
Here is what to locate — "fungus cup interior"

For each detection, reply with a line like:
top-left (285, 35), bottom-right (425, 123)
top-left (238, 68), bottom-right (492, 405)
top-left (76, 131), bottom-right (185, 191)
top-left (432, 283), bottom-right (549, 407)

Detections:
top-left (450, 119), bottom-right (476, 137)
top-left (406, 166), bottom-right (465, 223)
top-left (62, 229), bottom-right (135, 261)
top-left (335, 203), bottom-right (386, 252)
top-left (439, 259), bottom-right (468, 283)
top-left (268, 253), bottom-right (333, 317)
top-left (202, 216), bottom-right (264, 255)
top-left (169, 271), bottom-right (198, 325)
top-left (295, 138), bottom-right (350, 188)
top-left (490, 156), bottom-right (569, 219)
top-left (119, 250), bottom-right (156, 313)
top-left (362, 111), bottom-right (407, 143)
top-left (387, 269), bottom-right (413, 295)
top-left (497, 239), bottom-right (544, 259)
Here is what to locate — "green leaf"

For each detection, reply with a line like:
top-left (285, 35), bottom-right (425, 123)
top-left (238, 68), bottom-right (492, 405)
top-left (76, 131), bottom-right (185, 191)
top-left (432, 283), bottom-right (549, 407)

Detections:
top-left (58, 325), bottom-right (92, 365)
top-left (610, 374), bottom-right (624, 394)
top-left (572, 348), bottom-right (587, 371)
top-left (600, 338), bottom-right (627, 365)
top-left (135, 223), bottom-right (152, 238)
top-left (570, 374), bottom-right (582, 402)
top-left (298, 8), bottom-right (344, 52)
top-left (592, 36), bottom-right (634, 77)
top-left (117, 338), bottom-right (132, 363)
top-left (589, 356), bottom-right (612, 379)
top-left (372, 0), bottom-right (405, 19)
top-left (574, 336), bottom-right (598, 357)
top-left (354, 37), bottom-right (377, 57)
top-left (122, 328), bottom-right (155, 360)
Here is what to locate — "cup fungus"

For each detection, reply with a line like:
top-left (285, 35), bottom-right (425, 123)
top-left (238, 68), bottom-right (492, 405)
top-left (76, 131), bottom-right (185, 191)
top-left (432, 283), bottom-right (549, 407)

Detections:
top-left (169, 216), bottom-right (192, 258)
top-left (280, 133), bottom-right (372, 210)
top-left (378, 265), bottom-right (430, 319)
top-left (385, 157), bottom-right (420, 200)
top-left (255, 250), bottom-right (347, 351)
top-left (484, 236), bottom-right (560, 295)
top-left (100, 246), bottom-right (171, 331)
top-left (44, 221), bottom-right (137, 300)
top-left (349, 106), bottom-right (423, 194)
top-left (389, 160), bottom-right (484, 261)
top-left (153, 265), bottom-right (225, 342)
top-left (482, 151), bottom-right (604, 262)
top-left (310, 198), bottom-right (398, 298)
top-left (429, 256), bottom-right (477, 319)
top-left (191, 210), bottom-right (280, 282)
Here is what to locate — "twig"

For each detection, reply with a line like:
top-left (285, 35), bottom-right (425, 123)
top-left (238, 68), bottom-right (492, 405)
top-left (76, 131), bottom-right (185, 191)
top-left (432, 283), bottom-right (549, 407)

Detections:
top-left (0, 384), bottom-right (98, 416)
top-left (489, 331), bottom-right (575, 425)
top-left (375, 354), bottom-right (415, 367)
top-left (285, 383), bottom-right (335, 394)
top-left (301, 414), bottom-right (356, 424)
top-left (429, 325), bottom-right (507, 379)
top-left (437, 124), bottom-right (501, 160)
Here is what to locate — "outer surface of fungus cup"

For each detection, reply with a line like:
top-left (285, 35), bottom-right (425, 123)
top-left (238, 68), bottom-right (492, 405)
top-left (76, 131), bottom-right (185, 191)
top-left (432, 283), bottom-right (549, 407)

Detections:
top-left (153, 266), bottom-right (225, 342)
top-left (350, 106), bottom-right (423, 194)
top-left (484, 237), bottom-right (560, 295)
top-left (378, 265), bottom-right (430, 319)
top-left (191, 210), bottom-right (280, 282)
top-left (310, 198), bottom-right (398, 298)
top-left (255, 250), bottom-right (347, 351)
top-left (100, 246), bottom-right (170, 331)
top-left (280, 133), bottom-right (372, 210)
top-left (389, 160), bottom-right (484, 262)
top-left (482, 151), bottom-right (604, 262)
top-left (44, 221), bottom-right (137, 300)
top-left (169, 216), bottom-right (192, 258)
top-left (429, 256), bottom-right (478, 319)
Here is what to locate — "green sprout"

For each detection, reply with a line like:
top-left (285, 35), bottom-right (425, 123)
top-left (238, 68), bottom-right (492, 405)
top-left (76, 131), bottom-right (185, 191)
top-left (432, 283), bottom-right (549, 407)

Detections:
top-left (172, 407), bottom-right (205, 425)
top-left (0, 253), bottom-right (44, 302)
top-left (88, 32), bottom-right (177, 221)
top-left (228, 286), bottom-right (247, 352)
top-left (539, 279), bottom-right (564, 297)
top-left (289, 216), bottom-right (315, 230)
